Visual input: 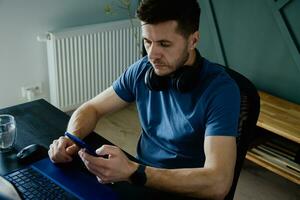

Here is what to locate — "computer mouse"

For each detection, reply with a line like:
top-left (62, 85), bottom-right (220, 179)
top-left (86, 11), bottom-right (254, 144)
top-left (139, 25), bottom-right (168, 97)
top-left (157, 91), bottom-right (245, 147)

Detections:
top-left (16, 144), bottom-right (48, 163)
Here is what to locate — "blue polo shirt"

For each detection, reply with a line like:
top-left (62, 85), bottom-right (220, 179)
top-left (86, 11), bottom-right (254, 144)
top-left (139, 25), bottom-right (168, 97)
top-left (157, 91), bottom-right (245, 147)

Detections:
top-left (112, 56), bottom-right (240, 169)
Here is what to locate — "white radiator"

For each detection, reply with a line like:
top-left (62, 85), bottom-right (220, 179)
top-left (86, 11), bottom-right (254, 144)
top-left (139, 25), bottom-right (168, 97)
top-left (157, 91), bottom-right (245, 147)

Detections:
top-left (46, 19), bottom-right (142, 111)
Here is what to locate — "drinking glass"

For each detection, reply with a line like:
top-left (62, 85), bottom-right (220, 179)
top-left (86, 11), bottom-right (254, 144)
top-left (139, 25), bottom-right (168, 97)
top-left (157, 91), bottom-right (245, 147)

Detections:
top-left (0, 114), bottom-right (16, 152)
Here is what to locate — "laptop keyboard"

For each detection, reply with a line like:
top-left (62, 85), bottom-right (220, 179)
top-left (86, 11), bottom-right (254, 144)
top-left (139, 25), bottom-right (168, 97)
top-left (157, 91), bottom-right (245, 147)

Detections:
top-left (4, 167), bottom-right (75, 200)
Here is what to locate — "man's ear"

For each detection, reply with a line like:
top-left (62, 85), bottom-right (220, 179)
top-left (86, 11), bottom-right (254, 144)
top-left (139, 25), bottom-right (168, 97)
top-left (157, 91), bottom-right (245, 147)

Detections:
top-left (189, 31), bottom-right (199, 50)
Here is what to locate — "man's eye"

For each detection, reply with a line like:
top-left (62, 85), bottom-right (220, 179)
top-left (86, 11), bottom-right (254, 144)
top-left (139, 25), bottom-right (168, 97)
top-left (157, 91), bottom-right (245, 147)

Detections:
top-left (160, 42), bottom-right (170, 47)
top-left (144, 40), bottom-right (151, 45)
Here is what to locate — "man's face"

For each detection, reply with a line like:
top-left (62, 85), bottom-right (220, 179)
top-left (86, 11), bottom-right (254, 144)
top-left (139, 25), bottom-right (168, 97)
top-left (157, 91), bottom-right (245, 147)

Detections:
top-left (142, 20), bottom-right (197, 76)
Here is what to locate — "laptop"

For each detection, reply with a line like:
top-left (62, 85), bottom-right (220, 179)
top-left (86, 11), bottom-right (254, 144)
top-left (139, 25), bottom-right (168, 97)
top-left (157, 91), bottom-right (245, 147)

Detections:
top-left (1, 157), bottom-right (118, 200)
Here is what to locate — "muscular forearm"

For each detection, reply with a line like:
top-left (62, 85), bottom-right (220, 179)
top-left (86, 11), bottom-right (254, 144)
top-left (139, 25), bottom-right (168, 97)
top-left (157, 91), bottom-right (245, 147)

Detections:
top-left (66, 87), bottom-right (129, 139)
top-left (144, 166), bottom-right (232, 200)
top-left (67, 102), bottom-right (100, 139)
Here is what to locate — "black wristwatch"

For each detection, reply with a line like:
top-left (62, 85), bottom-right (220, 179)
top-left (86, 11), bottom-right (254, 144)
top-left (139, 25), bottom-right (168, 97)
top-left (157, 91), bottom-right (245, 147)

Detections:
top-left (129, 164), bottom-right (147, 186)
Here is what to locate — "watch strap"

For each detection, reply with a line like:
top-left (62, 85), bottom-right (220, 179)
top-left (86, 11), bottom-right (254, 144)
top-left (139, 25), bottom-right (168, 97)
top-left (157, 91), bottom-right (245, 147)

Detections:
top-left (130, 164), bottom-right (147, 186)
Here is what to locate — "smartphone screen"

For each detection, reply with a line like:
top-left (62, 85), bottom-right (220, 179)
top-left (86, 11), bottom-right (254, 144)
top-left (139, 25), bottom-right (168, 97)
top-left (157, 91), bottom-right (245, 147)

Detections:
top-left (64, 132), bottom-right (98, 156)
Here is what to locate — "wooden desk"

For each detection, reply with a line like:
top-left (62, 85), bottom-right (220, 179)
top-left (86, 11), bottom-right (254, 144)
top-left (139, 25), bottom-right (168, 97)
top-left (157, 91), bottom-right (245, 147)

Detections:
top-left (246, 91), bottom-right (300, 184)
top-left (257, 91), bottom-right (300, 143)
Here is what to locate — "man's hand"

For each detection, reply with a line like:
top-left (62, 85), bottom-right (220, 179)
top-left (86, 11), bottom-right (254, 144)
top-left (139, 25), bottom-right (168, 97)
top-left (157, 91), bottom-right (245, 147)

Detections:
top-left (78, 145), bottom-right (138, 184)
top-left (48, 136), bottom-right (80, 163)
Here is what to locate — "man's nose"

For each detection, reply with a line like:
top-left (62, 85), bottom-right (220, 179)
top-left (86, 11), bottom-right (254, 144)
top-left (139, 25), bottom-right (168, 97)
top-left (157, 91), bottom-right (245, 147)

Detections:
top-left (147, 44), bottom-right (161, 60)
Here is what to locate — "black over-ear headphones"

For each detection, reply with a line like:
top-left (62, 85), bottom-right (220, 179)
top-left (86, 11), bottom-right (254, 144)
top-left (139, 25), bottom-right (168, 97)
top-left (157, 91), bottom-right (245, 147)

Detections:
top-left (144, 49), bottom-right (203, 93)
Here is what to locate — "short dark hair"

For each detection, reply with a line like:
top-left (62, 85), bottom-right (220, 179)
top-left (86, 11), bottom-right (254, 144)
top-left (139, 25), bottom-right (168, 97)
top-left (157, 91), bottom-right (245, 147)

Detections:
top-left (136, 0), bottom-right (201, 38)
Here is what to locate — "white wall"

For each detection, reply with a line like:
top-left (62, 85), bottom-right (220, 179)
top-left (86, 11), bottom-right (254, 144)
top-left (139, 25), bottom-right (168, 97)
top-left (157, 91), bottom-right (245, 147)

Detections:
top-left (0, 0), bottom-right (138, 108)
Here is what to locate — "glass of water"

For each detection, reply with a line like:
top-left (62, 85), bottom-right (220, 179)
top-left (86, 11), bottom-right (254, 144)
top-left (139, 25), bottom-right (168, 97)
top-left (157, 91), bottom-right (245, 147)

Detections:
top-left (0, 114), bottom-right (16, 152)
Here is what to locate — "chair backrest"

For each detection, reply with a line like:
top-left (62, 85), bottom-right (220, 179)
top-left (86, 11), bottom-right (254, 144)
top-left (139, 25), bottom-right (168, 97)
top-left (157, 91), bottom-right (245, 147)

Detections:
top-left (223, 67), bottom-right (260, 200)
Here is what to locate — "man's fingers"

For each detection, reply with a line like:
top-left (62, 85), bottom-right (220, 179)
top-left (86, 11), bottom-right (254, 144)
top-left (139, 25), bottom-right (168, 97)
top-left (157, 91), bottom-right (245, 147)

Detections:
top-left (96, 145), bottom-right (119, 157)
top-left (79, 151), bottom-right (106, 176)
top-left (66, 144), bottom-right (80, 154)
top-left (79, 149), bottom-right (110, 170)
top-left (57, 136), bottom-right (68, 148)
top-left (79, 149), bottom-right (102, 162)
top-left (97, 176), bottom-right (104, 184)
top-left (48, 137), bottom-right (74, 163)
top-left (50, 147), bottom-right (72, 163)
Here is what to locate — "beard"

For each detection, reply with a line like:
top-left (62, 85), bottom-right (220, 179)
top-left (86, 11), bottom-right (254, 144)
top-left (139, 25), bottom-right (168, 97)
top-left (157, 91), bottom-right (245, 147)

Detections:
top-left (173, 46), bottom-right (190, 71)
top-left (152, 44), bottom-right (190, 77)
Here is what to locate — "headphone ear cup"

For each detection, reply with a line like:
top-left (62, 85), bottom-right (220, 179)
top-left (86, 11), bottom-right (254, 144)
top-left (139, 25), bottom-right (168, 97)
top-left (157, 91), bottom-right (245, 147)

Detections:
top-left (172, 50), bottom-right (203, 93)
top-left (145, 67), bottom-right (169, 91)
top-left (145, 50), bottom-right (202, 92)
top-left (144, 67), bottom-right (155, 90)
top-left (172, 67), bottom-right (197, 93)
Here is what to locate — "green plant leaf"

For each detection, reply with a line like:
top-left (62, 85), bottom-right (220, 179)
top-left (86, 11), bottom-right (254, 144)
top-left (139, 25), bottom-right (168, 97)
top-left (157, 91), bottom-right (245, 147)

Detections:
top-left (103, 4), bottom-right (113, 15)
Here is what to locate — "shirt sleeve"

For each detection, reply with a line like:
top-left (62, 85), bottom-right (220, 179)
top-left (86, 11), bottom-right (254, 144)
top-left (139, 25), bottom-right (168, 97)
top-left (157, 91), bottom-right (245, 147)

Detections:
top-left (205, 79), bottom-right (241, 137)
top-left (113, 67), bottom-right (135, 103)
top-left (112, 57), bottom-right (146, 102)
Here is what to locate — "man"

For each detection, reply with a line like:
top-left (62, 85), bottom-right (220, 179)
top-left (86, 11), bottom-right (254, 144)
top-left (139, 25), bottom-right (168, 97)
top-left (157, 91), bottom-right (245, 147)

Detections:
top-left (48, 0), bottom-right (240, 199)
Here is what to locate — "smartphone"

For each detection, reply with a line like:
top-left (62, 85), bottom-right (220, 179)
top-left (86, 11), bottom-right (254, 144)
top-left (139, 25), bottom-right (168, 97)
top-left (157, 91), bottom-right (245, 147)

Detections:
top-left (64, 132), bottom-right (98, 156)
